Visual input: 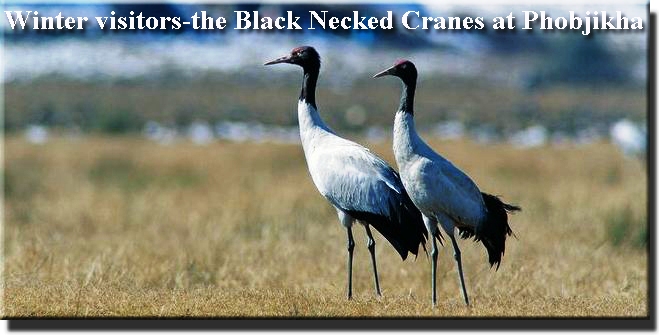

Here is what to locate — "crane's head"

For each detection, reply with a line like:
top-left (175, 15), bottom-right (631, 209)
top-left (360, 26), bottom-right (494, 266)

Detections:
top-left (264, 46), bottom-right (321, 71)
top-left (373, 59), bottom-right (417, 86)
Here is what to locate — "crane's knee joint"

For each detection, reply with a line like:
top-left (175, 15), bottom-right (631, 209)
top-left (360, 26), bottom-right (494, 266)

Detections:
top-left (430, 247), bottom-right (438, 259)
top-left (347, 240), bottom-right (355, 252)
top-left (367, 238), bottom-right (375, 250)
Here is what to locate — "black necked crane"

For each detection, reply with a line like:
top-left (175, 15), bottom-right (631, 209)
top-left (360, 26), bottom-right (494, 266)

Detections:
top-left (265, 47), bottom-right (427, 299)
top-left (374, 59), bottom-right (521, 306)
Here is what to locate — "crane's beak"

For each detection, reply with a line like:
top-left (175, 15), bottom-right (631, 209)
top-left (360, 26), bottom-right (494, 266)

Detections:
top-left (373, 66), bottom-right (395, 78)
top-left (264, 55), bottom-right (292, 66)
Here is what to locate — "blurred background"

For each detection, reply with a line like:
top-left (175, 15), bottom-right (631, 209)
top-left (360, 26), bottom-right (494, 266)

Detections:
top-left (3, 3), bottom-right (650, 317)
top-left (3, 3), bottom-right (648, 153)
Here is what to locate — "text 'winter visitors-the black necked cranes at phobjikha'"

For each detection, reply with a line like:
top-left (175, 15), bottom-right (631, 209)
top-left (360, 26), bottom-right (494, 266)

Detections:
top-left (265, 46), bottom-right (428, 300)
top-left (374, 60), bottom-right (520, 307)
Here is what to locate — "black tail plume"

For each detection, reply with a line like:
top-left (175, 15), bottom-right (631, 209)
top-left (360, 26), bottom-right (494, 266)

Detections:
top-left (458, 193), bottom-right (520, 270)
top-left (347, 189), bottom-right (427, 260)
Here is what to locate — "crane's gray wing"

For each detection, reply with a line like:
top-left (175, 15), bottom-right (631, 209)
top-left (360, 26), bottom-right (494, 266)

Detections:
top-left (308, 144), bottom-right (403, 217)
top-left (419, 156), bottom-right (486, 226)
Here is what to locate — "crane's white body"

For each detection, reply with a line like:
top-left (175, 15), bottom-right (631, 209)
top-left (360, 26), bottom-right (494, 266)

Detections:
top-left (393, 112), bottom-right (486, 234)
top-left (299, 100), bottom-right (406, 226)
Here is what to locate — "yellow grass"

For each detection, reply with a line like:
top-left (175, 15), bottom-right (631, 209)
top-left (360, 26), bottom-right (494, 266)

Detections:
top-left (3, 136), bottom-right (648, 317)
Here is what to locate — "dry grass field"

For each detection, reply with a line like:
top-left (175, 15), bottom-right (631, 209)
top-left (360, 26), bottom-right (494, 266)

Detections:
top-left (3, 135), bottom-right (648, 317)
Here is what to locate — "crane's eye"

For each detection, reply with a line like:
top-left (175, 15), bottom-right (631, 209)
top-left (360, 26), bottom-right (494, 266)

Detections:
top-left (400, 63), bottom-right (407, 69)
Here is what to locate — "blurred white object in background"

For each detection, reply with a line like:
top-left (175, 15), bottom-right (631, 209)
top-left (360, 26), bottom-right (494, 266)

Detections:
top-left (433, 120), bottom-right (465, 140)
top-left (509, 125), bottom-right (547, 148)
top-left (24, 124), bottom-right (48, 144)
top-left (470, 125), bottom-right (498, 144)
top-left (143, 120), bottom-right (176, 145)
top-left (610, 119), bottom-right (646, 156)
top-left (215, 121), bottom-right (299, 144)
top-left (188, 121), bottom-right (214, 145)
top-left (365, 126), bottom-right (386, 143)
top-left (215, 121), bottom-right (250, 142)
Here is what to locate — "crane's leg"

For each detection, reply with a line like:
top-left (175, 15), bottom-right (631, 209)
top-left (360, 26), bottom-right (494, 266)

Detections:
top-left (423, 215), bottom-right (439, 307)
top-left (346, 226), bottom-right (355, 300)
top-left (449, 234), bottom-right (470, 306)
top-left (364, 225), bottom-right (382, 297)
top-left (430, 235), bottom-right (439, 307)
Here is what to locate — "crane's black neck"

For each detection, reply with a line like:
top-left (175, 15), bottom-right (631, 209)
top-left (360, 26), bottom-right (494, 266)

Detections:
top-left (300, 65), bottom-right (319, 110)
top-left (399, 80), bottom-right (416, 115)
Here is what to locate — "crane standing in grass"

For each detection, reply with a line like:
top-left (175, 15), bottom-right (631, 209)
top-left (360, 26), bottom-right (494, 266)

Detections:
top-left (265, 47), bottom-right (428, 299)
top-left (374, 60), bottom-right (521, 306)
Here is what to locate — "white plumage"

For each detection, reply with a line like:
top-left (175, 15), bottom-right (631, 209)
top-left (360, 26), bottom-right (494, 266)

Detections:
top-left (301, 101), bottom-right (406, 221)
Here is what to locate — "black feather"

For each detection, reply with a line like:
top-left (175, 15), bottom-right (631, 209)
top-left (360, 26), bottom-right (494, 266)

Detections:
top-left (458, 193), bottom-right (520, 270)
top-left (345, 186), bottom-right (427, 260)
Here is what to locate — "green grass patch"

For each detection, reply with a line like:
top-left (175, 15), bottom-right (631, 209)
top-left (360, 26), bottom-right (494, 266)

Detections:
top-left (606, 206), bottom-right (647, 249)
